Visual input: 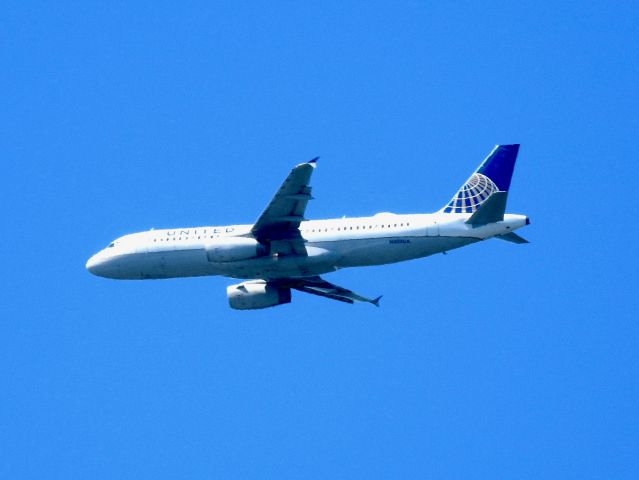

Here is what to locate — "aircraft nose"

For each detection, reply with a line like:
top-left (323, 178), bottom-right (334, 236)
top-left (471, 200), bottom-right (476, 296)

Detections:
top-left (86, 253), bottom-right (103, 275)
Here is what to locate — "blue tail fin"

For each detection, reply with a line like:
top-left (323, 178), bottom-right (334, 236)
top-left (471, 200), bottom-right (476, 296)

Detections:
top-left (441, 144), bottom-right (520, 214)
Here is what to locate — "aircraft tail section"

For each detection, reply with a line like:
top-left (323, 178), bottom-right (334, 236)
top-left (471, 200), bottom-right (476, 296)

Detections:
top-left (441, 144), bottom-right (520, 214)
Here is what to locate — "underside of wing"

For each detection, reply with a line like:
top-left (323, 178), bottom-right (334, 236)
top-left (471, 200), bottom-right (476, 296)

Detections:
top-left (274, 276), bottom-right (382, 306)
top-left (250, 159), bottom-right (317, 255)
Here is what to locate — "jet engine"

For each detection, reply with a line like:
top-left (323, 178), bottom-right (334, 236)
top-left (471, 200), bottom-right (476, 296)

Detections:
top-left (227, 281), bottom-right (291, 310)
top-left (206, 237), bottom-right (267, 263)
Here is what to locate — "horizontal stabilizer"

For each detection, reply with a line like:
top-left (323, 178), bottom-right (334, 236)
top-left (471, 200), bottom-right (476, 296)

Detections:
top-left (497, 232), bottom-right (529, 244)
top-left (465, 191), bottom-right (508, 226)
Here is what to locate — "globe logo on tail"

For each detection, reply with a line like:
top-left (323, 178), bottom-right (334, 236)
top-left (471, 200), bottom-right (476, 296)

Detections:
top-left (443, 173), bottom-right (498, 213)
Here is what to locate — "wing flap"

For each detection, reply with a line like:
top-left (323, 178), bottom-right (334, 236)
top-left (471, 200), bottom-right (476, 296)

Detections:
top-left (276, 276), bottom-right (381, 306)
top-left (294, 286), bottom-right (355, 304)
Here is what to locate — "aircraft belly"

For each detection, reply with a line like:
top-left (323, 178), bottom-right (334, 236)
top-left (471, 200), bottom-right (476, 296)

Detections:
top-left (316, 236), bottom-right (479, 268)
top-left (325, 237), bottom-right (432, 267)
top-left (217, 248), bottom-right (338, 280)
top-left (132, 249), bottom-right (222, 279)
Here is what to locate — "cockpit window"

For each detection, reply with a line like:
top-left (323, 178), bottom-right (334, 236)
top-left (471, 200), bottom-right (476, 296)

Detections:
top-left (107, 242), bottom-right (115, 248)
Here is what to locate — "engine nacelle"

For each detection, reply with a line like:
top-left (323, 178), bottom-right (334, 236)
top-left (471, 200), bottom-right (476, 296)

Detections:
top-left (227, 281), bottom-right (291, 310)
top-left (206, 237), bottom-right (267, 263)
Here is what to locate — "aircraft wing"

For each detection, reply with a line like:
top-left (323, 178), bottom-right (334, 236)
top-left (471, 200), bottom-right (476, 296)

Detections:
top-left (251, 158), bottom-right (317, 255)
top-left (275, 276), bottom-right (382, 306)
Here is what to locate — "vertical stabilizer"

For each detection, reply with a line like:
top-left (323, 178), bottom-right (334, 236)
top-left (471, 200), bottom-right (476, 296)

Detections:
top-left (441, 144), bottom-right (520, 214)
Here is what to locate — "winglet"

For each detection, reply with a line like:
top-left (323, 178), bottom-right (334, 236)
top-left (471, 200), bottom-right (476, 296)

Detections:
top-left (308, 157), bottom-right (319, 165)
top-left (371, 295), bottom-right (382, 307)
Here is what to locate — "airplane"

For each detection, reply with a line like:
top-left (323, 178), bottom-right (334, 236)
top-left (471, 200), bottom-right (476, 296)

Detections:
top-left (86, 144), bottom-right (530, 309)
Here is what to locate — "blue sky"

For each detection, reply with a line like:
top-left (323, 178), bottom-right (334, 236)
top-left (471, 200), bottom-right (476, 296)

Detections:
top-left (2, 1), bottom-right (638, 478)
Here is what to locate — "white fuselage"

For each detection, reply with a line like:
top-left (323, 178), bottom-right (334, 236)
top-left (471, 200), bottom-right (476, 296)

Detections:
top-left (86, 212), bottom-right (528, 281)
